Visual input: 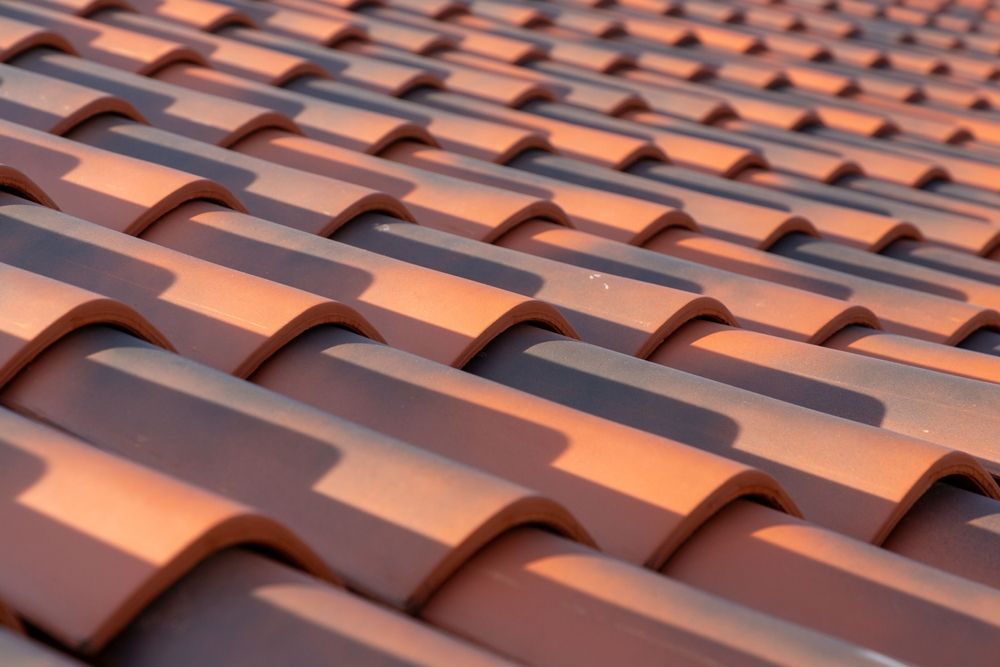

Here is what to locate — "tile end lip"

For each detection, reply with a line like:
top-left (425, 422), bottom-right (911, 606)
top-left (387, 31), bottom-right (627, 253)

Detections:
top-left (495, 134), bottom-right (557, 166)
top-left (218, 113), bottom-right (305, 148)
top-left (0, 28), bottom-right (78, 63)
top-left (810, 305), bottom-right (883, 346)
top-left (72, 511), bottom-right (339, 655)
top-left (136, 48), bottom-right (209, 78)
top-left (198, 9), bottom-right (257, 34)
top-left (232, 301), bottom-right (385, 380)
top-left (370, 124), bottom-right (441, 156)
top-left (753, 214), bottom-right (821, 251)
top-left (870, 451), bottom-right (1000, 547)
top-left (0, 296), bottom-right (173, 394)
top-left (630, 208), bottom-right (699, 247)
top-left (483, 200), bottom-right (573, 245)
top-left (50, 97), bottom-right (148, 138)
top-left (636, 296), bottom-right (738, 361)
top-left (128, 179), bottom-right (248, 237)
top-left (451, 299), bottom-right (579, 370)
top-left (398, 493), bottom-right (595, 614)
top-left (317, 192), bottom-right (417, 238)
top-left (946, 310), bottom-right (1000, 348)
top-left (73, 0), bottom-right (132, 17)
top-left (866, 221), bottom-right (924, 253)
top-left (646, 467), bottom-right (803, 571)
top-left (0, 165), bottom-right (59, 210)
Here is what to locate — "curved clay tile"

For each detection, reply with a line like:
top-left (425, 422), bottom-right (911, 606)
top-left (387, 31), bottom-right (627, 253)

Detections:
top-left (126, 0), bottom-right (256, 32)
top-left (501, 220), bottom-right (876, 343)
top-left (655, 320), bottom-right (1000, 474)
top-left (505, 1), bottom-right (624, 37)
top-left (0, 408), bottom-right (329, 653)
top-left (511, 147), bottom-right (821, 246)
top-left (762, 88), bottom-right (899, 136)
top-left (15, 51), bottom-right (298, 146)
top-left (671, 116), bottom-right (867, 181)
top-left (0, 4), bottom-right (205, 75)
top-left (387, 142), bottom-right (693, 244)
top-left (68, 115), bottom-right (412, 236)
top-left (960, 329), bottom-right (1000, 358)
top-left (336, 215), bottom-right (734, 358)
top-left (662, 500), bottom-right (1000, 666)
top-left (370, 7), bottom-right (548, 64)
top-left (883, 483), bottom-right (1000, 589)
top-left (377, 0), bottom-right (468, 20)
top-left (468, 326), bottom-right (998, 544)
top-left (674, 0), bottom-right (746, 24)
top-left (466, 0), bottom-right (550, 27)
top-left (632, 45), bottom-right (786, 90)
top-left (31, 0), bottom-right (131, 16)
top-left (770, 61), bottom-right (859, 97)
top-left (334, 8), bottom-right (462, 55)
top-left (0, 60), bottom-right (144, 136)
top-left (99, 551), bottom-right (513, 667)
top-left (219, 26), bottom-right (440, 94)
top-left (254, 327), bottom-right (793, 567)
top-left (654, 228), bottom-right (1000, 344)
top-left (155, 63), bottom-right (435, 153)
top-left (750, 170), bottom-right (1000, 255)
top-left (874, 137), bottom-right (1000, 192)
top-left (141, 202), bottom-right (575, 368)
top-left (883, 237), bottom-right (1000, 287)
top-left (546, 63), bottom-right (734, 124)
top-left (643, 164), bottom-right (917, 252)
top-left (849, 165), bottom-right (1000, 223)
top-left (341, 39), bottom-right (556, 108)
top-left (423, 528), bottom-right (898, 667)
top-left (287, 76), bottom-right (551, 163)
top-left (531, 101), bottom-right (767, 177)
top-left (0, 326), bottom-right (590, 610)
top-left (826, 326), bottom-right (1000, 384)
top-left (925, 179), bottom-right (1000, 210)
top-left (0, 164), bottom-right (58, 209)
top-left (410, 88), bottom-right (666, 168)
top-left (0, 261), bottom-right (170, 389)
top-left (0, 199), bottom-right (381, 377)
top-left (0, 15), bottom-right (76, 63)
top-left (627, 70), bottom-right (822, 129)
top-left (0, 118), bottom-right (242, 234)
top-left (0, 628), bottom-right (83, 666)
top-left (436, 50), bottom-right (650, 115)
top-left (635, 15), bottom-right (764, 52)
top-left (199, 0), bottom-right (364, 46)
top-left (231, 129), bottom-right (567, 241)
top-left (97, 10), bottom-right (324, 83)
top-left (849, 93), bottom-right (972, 144)
top-left (463, 17), bottom-right (637, 72)
top-left (777, 234), bottom-right (1000, 313)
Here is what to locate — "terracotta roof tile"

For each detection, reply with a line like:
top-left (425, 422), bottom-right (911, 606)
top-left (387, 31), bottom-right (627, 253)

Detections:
top-left (661, 499), bottom-right (1000, 666)
top-left (97, 10), bottom-right (323, 82)
top-left (144, 202), bottom-right (577, 367)
top-left (0, 4), bottom-right (206, 74)
top-left (0, 0), bottom-right (999, 662)
top-left (0, 117), bottom-right (241, 234)
top-left (1, 326), bottom-right (591, 611)
top-left (100, 550), bottom-right (515, 666)
top-left (0, 197), bottom-right (380, 376)
top-left (0, 407), bottom-right (326, 652)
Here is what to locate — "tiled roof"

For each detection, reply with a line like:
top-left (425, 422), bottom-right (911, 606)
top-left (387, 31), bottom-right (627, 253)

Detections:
top-left (0, 0), bottom-right (997, 664)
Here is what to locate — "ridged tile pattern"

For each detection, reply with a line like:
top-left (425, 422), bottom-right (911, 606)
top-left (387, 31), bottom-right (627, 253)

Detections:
top-left (0, 0), bottom-right (998, 664)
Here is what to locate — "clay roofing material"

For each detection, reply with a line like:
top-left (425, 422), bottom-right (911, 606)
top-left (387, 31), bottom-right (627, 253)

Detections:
top-left (0, 0), bottom-right (998, 665)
